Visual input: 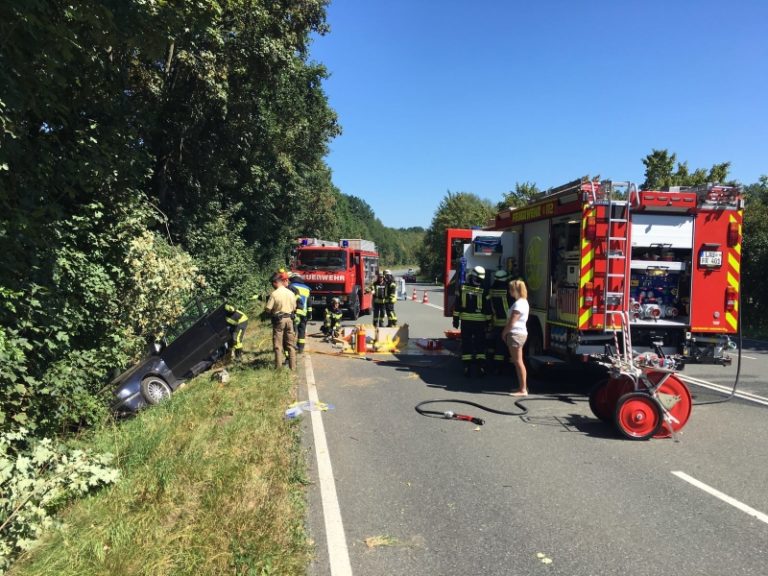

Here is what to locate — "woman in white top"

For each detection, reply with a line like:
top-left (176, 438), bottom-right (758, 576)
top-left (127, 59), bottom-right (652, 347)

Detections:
top-left (501, 279), bottom-right (529, 396)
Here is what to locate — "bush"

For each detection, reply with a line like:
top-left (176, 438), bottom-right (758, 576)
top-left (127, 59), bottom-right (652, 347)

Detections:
top-left (0, 428), bottom-right (119, 574)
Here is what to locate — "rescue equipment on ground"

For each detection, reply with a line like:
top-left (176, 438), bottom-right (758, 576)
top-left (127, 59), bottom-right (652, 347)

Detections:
top-left (356, 324), bottom-right (367, 354)
top-left (589, 311), bottom-right (692, 441)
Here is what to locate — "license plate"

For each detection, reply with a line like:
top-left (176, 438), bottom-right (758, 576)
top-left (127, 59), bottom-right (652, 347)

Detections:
top-left (699, 250), bottom-right (722, 267)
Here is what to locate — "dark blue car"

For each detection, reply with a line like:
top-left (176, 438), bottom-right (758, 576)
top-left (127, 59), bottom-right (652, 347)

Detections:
top-left (109, 301), bottom-right (232, 416)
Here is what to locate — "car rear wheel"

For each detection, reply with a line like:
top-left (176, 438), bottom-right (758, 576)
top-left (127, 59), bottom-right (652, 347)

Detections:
top-left (140, 375), bottom-right (172, 405)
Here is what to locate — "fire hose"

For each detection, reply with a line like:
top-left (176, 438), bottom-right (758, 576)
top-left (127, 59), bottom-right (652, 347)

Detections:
top-left (414, 398), bottom-right (530, 425)
top-left (692, 290), bottom-right (743, 406)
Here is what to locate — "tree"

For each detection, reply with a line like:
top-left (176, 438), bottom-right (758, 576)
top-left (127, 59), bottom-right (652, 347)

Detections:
top-left (496, 182), bottom-right (541, 211)
top-left (642, 149), bottom-right (732, 189)
top-left (418, 191), bottom-right (495, 281)
top-left (742, 176), bottom-right (768, 334)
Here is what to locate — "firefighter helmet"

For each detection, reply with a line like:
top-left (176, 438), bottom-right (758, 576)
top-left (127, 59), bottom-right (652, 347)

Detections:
top-left (224, 304), bottom-right (235, 313)
top-left (331, 297), bottom-right (341, 306)
top-left (494, 269), bottom-right (509, 281)
top-left (471, 265), bottom-right (486, 279)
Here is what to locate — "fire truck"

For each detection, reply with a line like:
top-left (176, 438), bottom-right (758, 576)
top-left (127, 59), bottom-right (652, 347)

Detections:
top-left (444, 178), bottom-right (744, 368)
top-left (291, 238), bottom-right (379, 320)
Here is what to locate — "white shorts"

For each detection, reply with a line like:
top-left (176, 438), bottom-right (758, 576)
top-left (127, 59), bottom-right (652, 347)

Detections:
top-left (506, 332), bottom-right (527, 349)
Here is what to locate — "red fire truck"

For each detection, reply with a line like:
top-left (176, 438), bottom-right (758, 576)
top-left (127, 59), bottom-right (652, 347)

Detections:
top-left (444, 178), bottom-right (744, 368)
top-left (291, 238), bottom-right (379, 320)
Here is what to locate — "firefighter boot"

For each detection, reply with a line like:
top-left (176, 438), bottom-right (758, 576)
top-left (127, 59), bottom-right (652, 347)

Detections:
top-left (463, 363), bottom-right (471, 378)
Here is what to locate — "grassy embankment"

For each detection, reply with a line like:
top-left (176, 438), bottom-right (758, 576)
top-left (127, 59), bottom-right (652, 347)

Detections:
top-left (9, 319), bottom-right (310, 576)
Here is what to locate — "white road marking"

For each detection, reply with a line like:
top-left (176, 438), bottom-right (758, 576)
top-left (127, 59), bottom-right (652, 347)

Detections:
top-left (304, 356), bottom-right (353, 576)
top-left (740, 355), bottom-right (758, 360)
top-left (672, 471), bottom-right (768, 525)
top-left (678, 374), bottom-right (768, 407)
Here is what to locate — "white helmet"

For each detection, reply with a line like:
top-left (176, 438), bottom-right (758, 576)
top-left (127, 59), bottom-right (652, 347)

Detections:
top-left (384, 269), bottom-right (392, 276)
top-left (493, 269), bottom-right (509, 281)
top-left (472, 265), bottom-right (486, 279)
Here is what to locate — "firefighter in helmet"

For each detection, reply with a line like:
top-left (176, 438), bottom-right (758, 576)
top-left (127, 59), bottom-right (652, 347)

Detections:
top-left (322, 297), bottom-right (343, 340)
top-left (224, 304), bottom-right (249, 360)
top-left (452, 265), bottom-right (491, 377)
top-left (287, 272), bottom-right (312, 353)
top-left (367, 271), bottom-right (388, 327)
top-left (486, 269), bottom-right (513, 373)
top-left (384, 269), bottom-right (398, 327)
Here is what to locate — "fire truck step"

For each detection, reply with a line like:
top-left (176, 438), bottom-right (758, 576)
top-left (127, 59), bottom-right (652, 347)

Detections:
top-left (528, 355), bottom-right (566, 368)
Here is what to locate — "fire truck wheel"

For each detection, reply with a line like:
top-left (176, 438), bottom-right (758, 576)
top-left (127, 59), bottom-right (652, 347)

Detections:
top-left (614, 392), bottom-right (663, 440)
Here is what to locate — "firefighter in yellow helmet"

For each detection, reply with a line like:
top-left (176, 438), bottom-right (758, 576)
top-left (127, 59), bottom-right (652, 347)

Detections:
top-left (224, 304), bottom-right (249, 360)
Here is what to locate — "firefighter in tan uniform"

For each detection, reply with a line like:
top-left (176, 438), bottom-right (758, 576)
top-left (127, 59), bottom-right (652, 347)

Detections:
top-left (264, 271), bottom-right (297, 370)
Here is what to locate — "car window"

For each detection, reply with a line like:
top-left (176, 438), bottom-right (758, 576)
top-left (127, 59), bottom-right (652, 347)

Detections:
top-left (163, 299), bottom-right (215, 344)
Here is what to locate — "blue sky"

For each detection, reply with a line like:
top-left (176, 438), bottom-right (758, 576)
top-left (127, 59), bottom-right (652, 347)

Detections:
top-left (310, 0), bottom-right (768, 229)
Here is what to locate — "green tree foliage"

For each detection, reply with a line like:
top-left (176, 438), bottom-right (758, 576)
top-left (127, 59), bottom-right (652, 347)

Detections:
top-left (0, 0), bottom-right (338, 434)
top-left (418, 191), bottom-right (495, 281)
top-left (496, 182), bottom-right (541, 211)
top-left (642, 149), bottom-right (731, 189)
top-left (742, 176), bottom-right (768, 335)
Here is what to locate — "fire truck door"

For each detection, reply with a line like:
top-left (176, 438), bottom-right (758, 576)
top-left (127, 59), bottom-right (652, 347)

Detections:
top-left (522, 220), bottom-right (550, 310)
top-left (690, 210), bottom-right (738, 333)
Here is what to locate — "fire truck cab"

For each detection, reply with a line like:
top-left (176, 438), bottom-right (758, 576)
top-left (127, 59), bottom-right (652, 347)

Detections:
top-left (444, 178), bottom-right (743, 368)
top-left (291, 238), bottom-right (379, 320)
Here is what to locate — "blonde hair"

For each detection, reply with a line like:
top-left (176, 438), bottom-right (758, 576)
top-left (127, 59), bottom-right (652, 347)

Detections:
top-left (509, 279), bottom-right (528, 299)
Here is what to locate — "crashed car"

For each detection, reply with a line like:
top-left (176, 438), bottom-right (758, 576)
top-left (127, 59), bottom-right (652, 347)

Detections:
top-left (109, 301), bottom-right (231, 416)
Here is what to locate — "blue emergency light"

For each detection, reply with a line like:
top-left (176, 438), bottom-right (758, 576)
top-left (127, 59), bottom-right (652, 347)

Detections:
top-left (301, 239), bottom-right (308, 245)
top-left (341, 240), bottom-right (349, 247)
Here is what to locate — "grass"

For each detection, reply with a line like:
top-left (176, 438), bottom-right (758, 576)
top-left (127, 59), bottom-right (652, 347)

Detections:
top-left (9, 321), bottom-right (310, 576)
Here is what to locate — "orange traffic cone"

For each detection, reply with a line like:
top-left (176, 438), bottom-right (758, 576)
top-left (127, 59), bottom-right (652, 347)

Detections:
top-left (412, 288), bottom-right (418, 301)
top-left (422, 291), bottom-right (429, 304)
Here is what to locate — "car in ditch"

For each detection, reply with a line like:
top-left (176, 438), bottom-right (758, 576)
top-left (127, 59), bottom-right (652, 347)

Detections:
top-left (108, 300), bottom-right (232, 416)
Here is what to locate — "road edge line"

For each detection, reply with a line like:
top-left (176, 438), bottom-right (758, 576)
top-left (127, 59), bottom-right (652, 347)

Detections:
top-left (305, 355), bottom-right (353, 576)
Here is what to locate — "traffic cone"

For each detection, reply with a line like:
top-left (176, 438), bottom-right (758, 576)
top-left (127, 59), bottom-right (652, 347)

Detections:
top-left (422, 290), bottom-right (429, 304)
top-left (412, 288), bottom-right (418, 301)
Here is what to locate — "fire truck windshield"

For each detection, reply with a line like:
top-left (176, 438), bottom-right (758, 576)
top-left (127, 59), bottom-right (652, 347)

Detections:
top-left (296, 249), bottom-right (347, 271)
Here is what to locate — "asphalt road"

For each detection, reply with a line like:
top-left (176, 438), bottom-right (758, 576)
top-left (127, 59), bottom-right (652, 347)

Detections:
top-left (301, 283), bottom-right (768, 576)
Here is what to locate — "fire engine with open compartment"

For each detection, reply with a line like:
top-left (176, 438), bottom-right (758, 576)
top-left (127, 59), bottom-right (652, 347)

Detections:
top-left (444, 178), bottom-right (743, 369)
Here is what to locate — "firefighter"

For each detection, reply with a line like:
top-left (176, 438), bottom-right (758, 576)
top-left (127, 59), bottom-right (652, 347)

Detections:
top-left (264, 271), bottom-right (297, 370)
top-left (452, 265), bottom-right (491, 377)
top-left (288, 272), bottom-right (312, 354)
top-left (486, 269), bottom-right (513, 373)
top-left (384, 269), bottom-right (398, 327)
top-left (367, 271), bottom-right (388, 327)
top-left (224, 304), bottom-right (248, 360)
top-left (322, 297), bottom-right (343, 340)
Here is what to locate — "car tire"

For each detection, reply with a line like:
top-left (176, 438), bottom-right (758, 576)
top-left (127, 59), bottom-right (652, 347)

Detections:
top-left (140, 375), bottom-right (172, 405)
